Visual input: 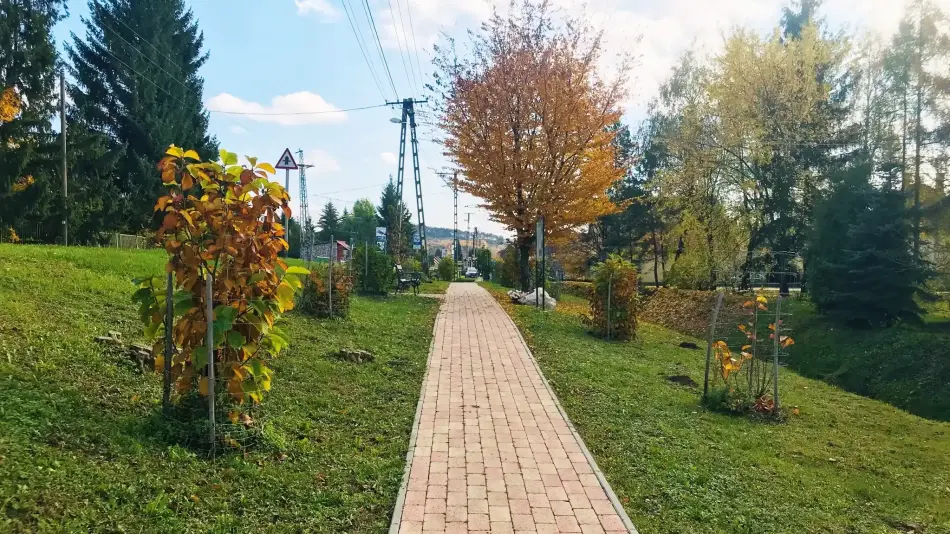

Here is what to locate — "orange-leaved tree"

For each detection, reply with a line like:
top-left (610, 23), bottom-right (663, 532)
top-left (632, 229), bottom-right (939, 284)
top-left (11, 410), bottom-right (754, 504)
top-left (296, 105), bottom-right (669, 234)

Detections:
top-left (432, 0), bottom-right (632, 290)
top-left (134, 146), bottom-right (308, 419)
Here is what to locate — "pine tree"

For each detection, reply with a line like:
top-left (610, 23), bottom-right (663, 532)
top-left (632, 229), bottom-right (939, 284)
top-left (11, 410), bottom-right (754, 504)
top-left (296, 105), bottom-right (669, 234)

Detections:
top-left (67, 0), bottom-right (217, 231)
top-left (316, 201), bottom-right (341, 241)
top-left (0, 1), bottom-right (66, 234)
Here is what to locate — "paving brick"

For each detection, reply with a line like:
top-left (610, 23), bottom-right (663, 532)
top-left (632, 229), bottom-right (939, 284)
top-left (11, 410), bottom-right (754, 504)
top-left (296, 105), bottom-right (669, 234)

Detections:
top-left (391, 284), bottom-right (633, 533)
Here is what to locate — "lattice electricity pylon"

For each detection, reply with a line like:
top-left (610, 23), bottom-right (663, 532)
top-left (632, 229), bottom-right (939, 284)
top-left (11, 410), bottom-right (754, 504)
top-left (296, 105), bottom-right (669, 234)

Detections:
top-left (296, 149), bottom-right (315, 262)
top-left (388, 98), bottom-right (429, 272)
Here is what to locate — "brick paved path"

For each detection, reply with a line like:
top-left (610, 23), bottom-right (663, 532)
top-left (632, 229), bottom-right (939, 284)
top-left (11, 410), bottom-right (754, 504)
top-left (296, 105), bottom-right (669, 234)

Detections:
top-left (390, 283), bottom-right (636, 533)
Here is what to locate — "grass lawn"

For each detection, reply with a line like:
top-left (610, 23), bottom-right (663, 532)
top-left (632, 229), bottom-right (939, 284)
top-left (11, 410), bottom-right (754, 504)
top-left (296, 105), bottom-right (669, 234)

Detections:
top-left (418, 280), bottom-right (450, 294)
top-left (480, 282), bottom-right (950, 534)
top-left (0, 245), bottom-right (438, 533)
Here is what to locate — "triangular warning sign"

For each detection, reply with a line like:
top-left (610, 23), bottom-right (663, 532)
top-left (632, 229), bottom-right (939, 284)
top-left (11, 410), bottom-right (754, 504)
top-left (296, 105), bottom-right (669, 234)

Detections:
top-left (275, 148), bottom-right (298, 170)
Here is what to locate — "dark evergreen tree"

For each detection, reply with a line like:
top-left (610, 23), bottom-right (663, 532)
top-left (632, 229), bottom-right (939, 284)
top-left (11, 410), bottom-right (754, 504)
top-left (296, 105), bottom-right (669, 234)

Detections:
top-left (316, 201), bottom-right (341, 241)
top-left (376, 177), bottom-right (413, 258)
top-left (67, 0), bottom-right (217, 231)
top-left (811, 162), bottom-right (932, 327)
top-left (0, 0), bottom-right (66, 235)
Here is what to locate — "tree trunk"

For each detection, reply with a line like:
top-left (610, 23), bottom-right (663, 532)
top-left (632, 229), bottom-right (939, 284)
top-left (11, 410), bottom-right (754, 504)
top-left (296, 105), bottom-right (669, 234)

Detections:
top-left (913, 27), bottom-right (924, 261)
top-left (519, 241), bottom-right (532, 292)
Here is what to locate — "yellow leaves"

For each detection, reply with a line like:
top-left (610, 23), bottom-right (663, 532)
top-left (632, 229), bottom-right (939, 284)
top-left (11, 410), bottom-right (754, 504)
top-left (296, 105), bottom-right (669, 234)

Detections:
top-left (756, 295), bottom-right (767, 304)
top-left (166, 145), bottom-right (185, 158)
top-left (11, 175), bottom-right (34, 193)
top-left (0, 87), bottom-right (22, 122)
top-left (198, 377), bottom-right (210, 396)
top-left (155, 196), bottom-right (173, 212)
top-left (183, 149), bottom-right (200, 161)
top-left (154, 354), bottom-right (165, 373)
top-left (276, 280), bottom-right (295, 312)
top-left (781, 336), bottom-right (795, 348)
top-left (256, 162), bottom-right (276, 174)
top-left (181, 174), bottom-right (194, 191)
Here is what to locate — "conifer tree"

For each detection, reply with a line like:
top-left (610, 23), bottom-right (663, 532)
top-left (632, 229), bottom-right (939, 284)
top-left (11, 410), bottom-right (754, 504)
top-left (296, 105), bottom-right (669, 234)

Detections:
top-left (67, 0), bottom-right (216, 231)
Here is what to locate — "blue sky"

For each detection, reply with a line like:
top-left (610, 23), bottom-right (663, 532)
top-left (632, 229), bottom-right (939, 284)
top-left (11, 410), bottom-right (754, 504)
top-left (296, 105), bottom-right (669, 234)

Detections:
top-left (53, 0), bottom-right (920, 238)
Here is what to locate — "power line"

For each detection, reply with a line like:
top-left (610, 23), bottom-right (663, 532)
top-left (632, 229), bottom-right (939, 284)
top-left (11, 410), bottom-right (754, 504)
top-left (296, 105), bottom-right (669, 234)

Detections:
top-left (210, 103), bottom-right (388, 116)
top-left (98, 19), bottom-right (191, 94)
top-left (361, 0), bottom-right (399, 99)
top-left (402, 0), bottom-right (426, 92)
top-left (389, 0), bottom-right (418, 95)
top-left (341, 0), bottom-right (388, 101)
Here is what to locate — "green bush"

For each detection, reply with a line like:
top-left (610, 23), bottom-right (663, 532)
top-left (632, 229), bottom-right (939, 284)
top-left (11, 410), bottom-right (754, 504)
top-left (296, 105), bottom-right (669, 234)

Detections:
top-left (588, 255), bottom-right (640, 340)
top-left (437, 257), bottom-right (456, 281)
top-left (353, 243), bottom-right (395, 294)
top-left (297, 263), bottom-right (353, 318)
top-left (497, 246), bottom-right (521, 288)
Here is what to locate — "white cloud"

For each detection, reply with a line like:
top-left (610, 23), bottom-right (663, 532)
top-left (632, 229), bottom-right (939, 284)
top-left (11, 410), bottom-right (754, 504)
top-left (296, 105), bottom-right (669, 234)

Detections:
top-left (230, 125), bottom-right (247, 135)
top-left (294, 0), bottom-right (341, 22)
top-left (206, 92), bottom-right (347, 126)
top-left (380, 151), bottom-right (398, 165)
top-left (302, 149), bottom-right (341, 176)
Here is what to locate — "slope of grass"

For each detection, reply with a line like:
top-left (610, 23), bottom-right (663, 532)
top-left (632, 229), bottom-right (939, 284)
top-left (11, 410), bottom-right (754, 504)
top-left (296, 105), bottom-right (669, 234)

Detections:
top-left (783, 299), bottom-right (950, 422)
top-left (480, 281), bottom-right (950, 534)
top-left (0, 245), bottom-right (438, 533)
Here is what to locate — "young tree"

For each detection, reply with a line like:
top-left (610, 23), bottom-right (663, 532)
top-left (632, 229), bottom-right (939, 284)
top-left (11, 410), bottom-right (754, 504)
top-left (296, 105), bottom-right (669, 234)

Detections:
top-left (432, 0), bottom-right (631, 290)
top-left (316, 201), bottom-right (341, 241)
top-left (67, 0), bottom-right (217, 231)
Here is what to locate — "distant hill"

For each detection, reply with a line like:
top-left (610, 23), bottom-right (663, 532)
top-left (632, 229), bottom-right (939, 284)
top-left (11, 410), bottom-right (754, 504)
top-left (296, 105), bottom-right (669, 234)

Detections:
top-left (425, 226), bottom-right (507, 245)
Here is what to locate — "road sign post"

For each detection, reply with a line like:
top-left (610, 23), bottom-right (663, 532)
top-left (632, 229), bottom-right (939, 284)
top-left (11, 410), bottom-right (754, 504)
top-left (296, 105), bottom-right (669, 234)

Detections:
top-left (275, 149), bottom-right (298, 256)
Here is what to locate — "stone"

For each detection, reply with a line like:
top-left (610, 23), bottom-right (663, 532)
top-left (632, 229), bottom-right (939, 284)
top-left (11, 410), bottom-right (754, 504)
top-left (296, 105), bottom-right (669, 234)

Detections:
top-left (334, 348), bottom-right (375, 363)
top-left (508, 289), bottom-right (557, 309)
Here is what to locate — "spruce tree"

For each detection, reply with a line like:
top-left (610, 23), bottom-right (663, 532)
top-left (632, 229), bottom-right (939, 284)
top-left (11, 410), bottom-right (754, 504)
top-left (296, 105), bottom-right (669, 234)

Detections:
top-left (376, 177), bottom-right (413, 258)
top-left (67, 0), bottom-right (217, 231)
top-left (811, 162), bottom-right (932, 327)
top-left (316, 201), bottom-right (341, 241)
top-left (0, 0), bottom-right (66, 234)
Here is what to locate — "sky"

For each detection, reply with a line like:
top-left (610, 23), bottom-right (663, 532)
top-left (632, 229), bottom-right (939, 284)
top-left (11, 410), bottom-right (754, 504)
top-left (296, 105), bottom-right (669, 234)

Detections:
top-left (53, 0), bottom-right (946, 239)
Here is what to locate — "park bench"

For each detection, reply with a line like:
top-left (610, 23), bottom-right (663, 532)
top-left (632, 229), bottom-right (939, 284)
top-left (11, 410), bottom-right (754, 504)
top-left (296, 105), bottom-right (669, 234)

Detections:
top-left (394, 264), bottom-right (422, 295)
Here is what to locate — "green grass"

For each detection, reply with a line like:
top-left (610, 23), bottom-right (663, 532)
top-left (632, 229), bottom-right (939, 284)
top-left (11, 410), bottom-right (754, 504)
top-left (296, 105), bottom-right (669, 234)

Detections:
top-left (0, 244), bottom-right (438, 533)
top-left (418, 280), bottom-right (450, 294)
top-left (783, 299), bottom-right (950, 421)
top-left (480, 281), bottom-right (950, 534)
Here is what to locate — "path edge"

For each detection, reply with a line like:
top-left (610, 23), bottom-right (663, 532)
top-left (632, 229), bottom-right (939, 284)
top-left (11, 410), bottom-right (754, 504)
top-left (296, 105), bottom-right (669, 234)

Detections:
top-left (481, 285), bottom-right (640, 534)
top-left (387, 295), bottom-right (443, 534)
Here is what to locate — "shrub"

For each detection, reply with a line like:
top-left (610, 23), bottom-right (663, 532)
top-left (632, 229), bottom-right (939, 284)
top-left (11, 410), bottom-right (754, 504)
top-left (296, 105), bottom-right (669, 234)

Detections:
top-left (497, 246), bottom-right (521, 287)
top-left (353, 243), bottom-right (395, 294)
top-left (561, 281), bottom-right (592, 299)
top-left (588, 254), bottom-right (640, 340)
top-left (547, 280), bottom-right (562, 300)
top-left (136, 147), bottom-right (308, 415)
top-left (296, 263), bottom-right (353, 318)
top-left (437, 257), bottom-right (456, 281)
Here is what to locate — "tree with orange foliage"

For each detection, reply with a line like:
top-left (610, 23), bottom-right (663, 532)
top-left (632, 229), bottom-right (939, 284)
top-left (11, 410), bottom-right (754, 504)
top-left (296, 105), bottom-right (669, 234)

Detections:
top-left (431, 0), bottom-right (632, 290)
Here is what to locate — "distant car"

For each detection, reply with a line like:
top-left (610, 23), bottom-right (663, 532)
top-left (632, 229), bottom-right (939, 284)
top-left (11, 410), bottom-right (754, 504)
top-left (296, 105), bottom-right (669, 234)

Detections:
top-left (465, 267), bottom-right (479, 279)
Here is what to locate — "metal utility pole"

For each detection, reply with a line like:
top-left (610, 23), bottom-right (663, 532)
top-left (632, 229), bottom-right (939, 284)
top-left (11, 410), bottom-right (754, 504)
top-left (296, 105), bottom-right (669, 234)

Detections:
top-left (388, 98), bottom-right (429, 271)
top-left (60, 70), bottom-right (68, 246)
top-left (465, 213), bottom-right (472, 265)
top-left (296, 149), bottom-right (315, 262)
top-left (435, 170), bottom-right (460, 264)
top-left (473, 227), bottom-right (479, 255)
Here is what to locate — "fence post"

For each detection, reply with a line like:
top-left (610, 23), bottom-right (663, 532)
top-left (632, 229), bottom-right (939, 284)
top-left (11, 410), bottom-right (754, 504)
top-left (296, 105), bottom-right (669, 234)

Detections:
top-left (163, 272), bottom-right (173, 413)
top-left (205, 271), bottom-right (215, 452)
top-left (772, 295), bottom-right (783, 413)
top-left (329, 235), bottom-right (334, 318)
top-left (606, 274), bottom-right (612, 340)
top-left (703, 291), bottom-right (726, 400)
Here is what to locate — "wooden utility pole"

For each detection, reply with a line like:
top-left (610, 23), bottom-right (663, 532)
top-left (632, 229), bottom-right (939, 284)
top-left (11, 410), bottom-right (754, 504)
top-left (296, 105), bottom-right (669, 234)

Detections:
top-left (60, 70), bottom-right (68, 246)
